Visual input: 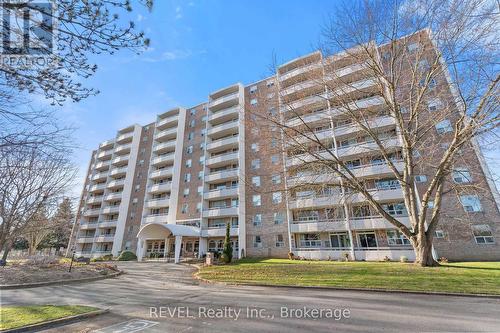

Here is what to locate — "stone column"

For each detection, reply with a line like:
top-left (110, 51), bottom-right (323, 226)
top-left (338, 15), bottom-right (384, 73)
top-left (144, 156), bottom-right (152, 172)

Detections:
top-left (174, 235), bottom-right (182, 264)
top-left (198, 237), bottom-right (207, 259)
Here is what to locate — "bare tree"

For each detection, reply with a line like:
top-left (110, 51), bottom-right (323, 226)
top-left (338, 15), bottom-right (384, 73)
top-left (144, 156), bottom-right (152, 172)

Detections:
top-left (250, 0), bottom-right (499, 266)
top-left (0, 142), bottom-right (75, 261)
top-left (23, 206), bottom-right (53, 255)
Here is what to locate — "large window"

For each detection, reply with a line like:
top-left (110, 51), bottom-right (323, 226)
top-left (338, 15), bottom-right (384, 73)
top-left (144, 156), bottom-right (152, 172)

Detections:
top-left (358, 232), bottom-right (377, 248)
top-left (472, 225), bottom-right (494, 244)
top-left (453, 168), bottom-right (472, 183)
top-left (253, 235), bottom-right (262, 248)
top-left (375, 179), bottom-right (400, 190)
top-left (386, 230), bottom-right (411, 245)
top-left (435, 119), bottom-right (453, 134)
top-left (253, 214), bottom-right (262, 226)
top-left (275, 234), bottom-right (285, 247)
top-left (330, 233), bottom-right (350, 248)
top-left (382, 203), bottom-right (407, 216)
top-left (274, 212), bottom-right (284, 224)
top-left (299, 234), bottom-right (322, 248)
top-left (252, 195), bottom-right (261, 207)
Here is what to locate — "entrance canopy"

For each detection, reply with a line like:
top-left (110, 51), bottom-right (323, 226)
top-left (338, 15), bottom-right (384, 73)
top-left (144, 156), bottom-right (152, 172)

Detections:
top-left (137, 223), bottom-right (200, 239)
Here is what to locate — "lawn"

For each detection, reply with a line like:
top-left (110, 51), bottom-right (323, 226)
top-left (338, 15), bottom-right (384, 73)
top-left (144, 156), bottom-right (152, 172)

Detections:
top-left (0, 305), bottom-right (99, 330)
top-left (198, 258), bottom-right (500, 295)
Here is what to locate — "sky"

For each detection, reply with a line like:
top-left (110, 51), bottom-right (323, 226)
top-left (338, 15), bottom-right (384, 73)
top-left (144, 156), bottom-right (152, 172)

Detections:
top-left (40, 0), bottom-right (499, 198)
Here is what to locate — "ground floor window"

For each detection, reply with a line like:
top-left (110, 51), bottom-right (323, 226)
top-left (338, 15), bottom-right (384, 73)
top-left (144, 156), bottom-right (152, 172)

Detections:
top-left (472, 225), bottom-right (494, 244)
top-left (330, 232), bottom-right (350, 248)
top-left (358, 232), bottom-right (377, 248)
top-left (386, 230), bottom-right (410, 245)
top-left (275, 234), bottom-right (285, 247)
top-left (299, 233), bottom-right (322, 248)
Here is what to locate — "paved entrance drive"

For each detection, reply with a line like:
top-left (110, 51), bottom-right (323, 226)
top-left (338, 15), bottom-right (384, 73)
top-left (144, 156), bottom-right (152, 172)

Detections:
top-left (1, 262), bottom-right (499, 332)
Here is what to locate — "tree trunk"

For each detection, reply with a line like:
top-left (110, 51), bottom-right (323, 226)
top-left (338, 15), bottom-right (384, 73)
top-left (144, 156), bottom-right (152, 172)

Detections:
top-left (414, 236), bottom-right (439, 267)
top-left (1, 244), bottom-right (11, 262)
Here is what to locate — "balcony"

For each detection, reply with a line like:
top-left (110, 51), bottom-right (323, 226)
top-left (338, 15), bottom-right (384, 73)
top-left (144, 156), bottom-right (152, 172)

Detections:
top-left (328, 78), bottom-right (377, 100)
top-left (207, 119), bottom-right (239, 137)
top-left (76, 235), bottom-right (95, 243)
top-left (99, 139), bottom-right (114, 150)
top-left (86, 195), bottom-right (103, 204)
top-left (109, 166), bottom-right (128, 177)
top-left (155, 127), bottom-right (177, 141)
top-left (337, 137), bottom-right (401, 158)
top-left (148, 182), bottom-right (172, 194)
top-left (104, 192), bottom-right (122, 201)
top-left (94, 160), bottom-right (111, 171)
top-left (290, 219), bottom-right (347, 233)
top-left (97, 149), bottom-right (113, 160)
top-left (208, 106), bottom-right (240, 124)
top-left (201, 226), bottom-right (239, 237)
top-left (149, 168), bottom-right (173, 179)
top-left (101, 205), bottom-right (120, 214)
top-left (88, 183), bottom-right (107, 193)
top-left (114, 143), bottom-right (132, 155)
top-left (94, 234), bottom-right (116, 242)
top-left (324, 62), bottom-right (368, 82)
top-left (334, 116), bottom-right (395, 138)
top-left (79, 221), bottom-right (98, 230)
top-left (106, 179), bottom-right (125, 189)
top-left (202, 206), bottom-right (239, 218)
top-left (151, 153), bottom-right (175, 166)
top-left (111, 155), bottom-right (129, 166)
top-left (279, 62), bottom-right (321, 83)
top-left (347, 186), bottom-right (404, 203)
top-left (206, 135), bottom-right (239, 152)
top-left (144, 198), bottom-right (170, 209)
top-left (142, 214), bottom-right (169, 224)
top-left (350, 215), bottom-right (410, 230)
top-left (98, 220), bottom-right (118, 228)
top-left (83, 208), bottom-right (101, 217)
top-left (204, 186), bottom-right (238, 200)
top-left (289, 193), bottom-right (343, 210)
top-left (205, 168), bottom-right (239, 183)
top-left (209, 92), bottom-right (239, 110)
top-left (281, 93), bottom-right (327, 113)
top-left (205, 151), bottom-right (239, 168)
top-left (116, 131), bottom-right (134, 143)
top-left (91, 172), bottom-right (108, 182)
top-left (157, 114), bottom-right (178, 129)
top-left (153, 140), bottom-right (176, 153)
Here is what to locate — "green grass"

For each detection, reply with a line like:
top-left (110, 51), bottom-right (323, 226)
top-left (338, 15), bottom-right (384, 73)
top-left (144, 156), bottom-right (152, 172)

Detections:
top-left (198, 258), bottom-right (500, 295)
top-left (0, 305), bottom-right (99, 330)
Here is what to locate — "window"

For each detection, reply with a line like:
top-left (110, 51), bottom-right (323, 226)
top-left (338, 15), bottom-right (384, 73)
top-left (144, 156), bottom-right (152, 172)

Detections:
top-left (250, 98), bottom-right (258, 106)
top-left (435, 230), bottom-right (445, 239)
top-left (472, 225), bottom-right (494, 244)
top-left (201, 115), bottom-right (207, 122)
top-left (272, 192), bottom-right (282, 204)
top-left (271, 155), bottom-right (279, 165)
top-left (183, 188), bottom-right (190, 197)
top-left (190, 108), bottom-right (197, 115)
top-left (453, 168), bottom-right (472, 183)
top-left (266, 80), bottom-right (275, 88)
top-left (330, 233), bottom-right (350, 248)
top-left (271, 174), bottom-right (281, 184)
top-left (185, 159), bottom-right (192, 168)
top-left (251, 176), bottom-right (261, 187)
top-left (299, 234), bottom-right (321, 248)
top-left (250, 85), bottom-right (257, 94)
top-left (271, 138), bottom-right (278, 148)
top-left (460, 195), bottom-right (482, 212)
top-left (268, 107), bottom-right (277, 116)
top-left (435, 119), bottom-right (452, 134)
top-left (200, 143), bottom-right (205, 150)
top-left (251, 143), bottom-right (259, 152)
top-left (197, 186), bottom-right (203, 195)
top-left (251, 128), bottom-right (259, 136)
top-left (184, 173), bottom-right (191, 182)
top-left (358, 232), bottom-right (377, 248)
top-left (415, 175), bottom-right (427, 183)
top-left (274, 212), bottom-right (284, 224)
top-left (252, 195), bottom-right (261, 206)
top-left (253, 214), bottom-right (262, 226)
top-left (427, 98), bottom-right (442, 112)
top-left (198, 171), bottom-right (203, 180)
top-left (201, 129), bottom-right (206, 137)
top-left (418, 59), bottom-right (430, 70)
top-left (275, 234), bottom-right (285, 247)
top-left (400, 106), bottom-right (408, 114)
top-left (429, 78), bottom-right (437, 89)
top-left (386, 230), bottom-right (411, 246)
top-left (383, 202), bottom-right (407, 216)
top-left (189, 119), bottom-right (196, 127)
top-left (267, 92), bottom-right (275, 100)
top-left (251, 159), bottom-right (260, 170)
top-left (186, 145), bottom-right (193, 154)
top-left (253, 236), bottom-right (262, 248)
top-left (199, 156), bottom-right (205, 165)
top-left (407, 42), bottom-right (419, 52)
top-left (196, 202), bottom-right (202, 213)
top-left (188, 132), bottom-right (194, 140)
top-left (181, 204), bottom-right (188, 214)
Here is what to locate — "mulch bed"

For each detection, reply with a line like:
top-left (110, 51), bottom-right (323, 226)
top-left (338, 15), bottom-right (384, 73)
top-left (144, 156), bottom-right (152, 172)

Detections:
top-left (0, 261), bottom-right (119, 285)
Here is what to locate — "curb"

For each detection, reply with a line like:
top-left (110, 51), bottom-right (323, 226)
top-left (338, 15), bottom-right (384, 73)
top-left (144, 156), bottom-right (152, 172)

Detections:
top-left (0, 308), bottom-right (109, 333)
top-left (0, 270), bottom-right (123, 290)
top-left (193, 270), bottom-right (500, 300)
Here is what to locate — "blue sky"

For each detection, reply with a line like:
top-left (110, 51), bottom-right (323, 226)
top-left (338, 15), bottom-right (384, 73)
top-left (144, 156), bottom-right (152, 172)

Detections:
top-left (43, 0), bottom-right (499, 197)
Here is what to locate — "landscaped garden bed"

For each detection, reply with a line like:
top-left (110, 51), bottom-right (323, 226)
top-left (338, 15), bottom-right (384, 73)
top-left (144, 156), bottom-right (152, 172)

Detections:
top-left (198, 258), bottom-right (500, 295)
top-left (0, 256), bottom-right (119, 286)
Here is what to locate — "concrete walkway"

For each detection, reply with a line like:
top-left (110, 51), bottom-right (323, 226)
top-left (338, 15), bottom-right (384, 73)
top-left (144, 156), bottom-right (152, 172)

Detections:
top-left (1, 262), bottom-right (499, 332)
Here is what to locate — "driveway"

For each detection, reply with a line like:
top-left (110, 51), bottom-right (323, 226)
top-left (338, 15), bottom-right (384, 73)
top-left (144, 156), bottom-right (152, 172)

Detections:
top-left (1, 262), bottom-right (499, 332)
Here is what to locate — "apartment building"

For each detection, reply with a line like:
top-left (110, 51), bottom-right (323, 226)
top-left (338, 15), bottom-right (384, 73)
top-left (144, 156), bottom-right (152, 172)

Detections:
top-left (68, 30), bottom-right (500, 262)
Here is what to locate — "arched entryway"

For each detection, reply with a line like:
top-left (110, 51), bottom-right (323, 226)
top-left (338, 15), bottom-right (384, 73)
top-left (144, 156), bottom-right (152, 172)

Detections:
top-left (136, 223), bottom-right (202, 263)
